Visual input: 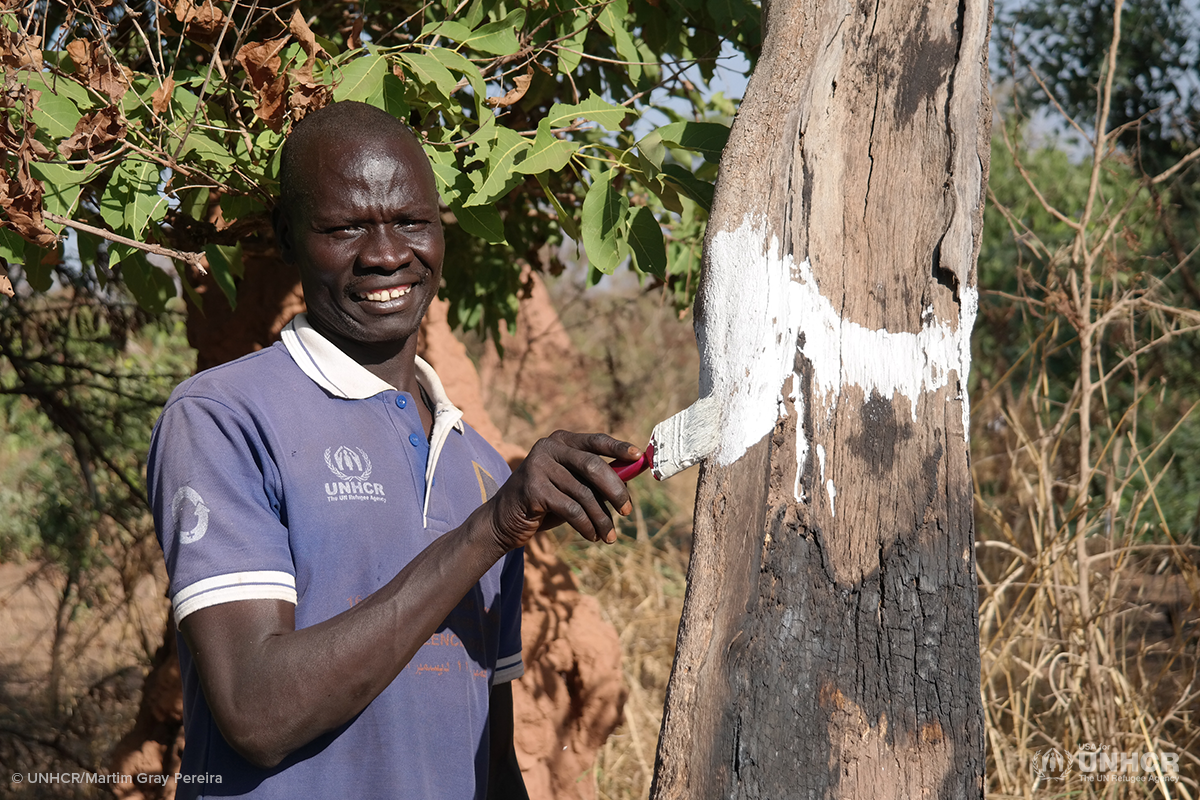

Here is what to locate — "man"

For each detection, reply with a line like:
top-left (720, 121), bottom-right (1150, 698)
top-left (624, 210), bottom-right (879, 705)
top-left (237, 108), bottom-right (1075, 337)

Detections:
top-left (149, 101), bottom-right (641, 799)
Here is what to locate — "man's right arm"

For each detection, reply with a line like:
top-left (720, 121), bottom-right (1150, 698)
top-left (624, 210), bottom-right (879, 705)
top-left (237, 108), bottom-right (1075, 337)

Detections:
top-left (178, 430), bottom-right (639, 769)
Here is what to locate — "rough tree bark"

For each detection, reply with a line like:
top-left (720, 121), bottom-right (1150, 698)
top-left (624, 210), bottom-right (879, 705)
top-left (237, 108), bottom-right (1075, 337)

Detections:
top-left (651, 0), bottom-right (991, 798)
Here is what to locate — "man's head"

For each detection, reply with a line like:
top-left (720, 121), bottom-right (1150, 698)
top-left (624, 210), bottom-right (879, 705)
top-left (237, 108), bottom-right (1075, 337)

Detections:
top-left (274, 101), bottom-right (444, 357)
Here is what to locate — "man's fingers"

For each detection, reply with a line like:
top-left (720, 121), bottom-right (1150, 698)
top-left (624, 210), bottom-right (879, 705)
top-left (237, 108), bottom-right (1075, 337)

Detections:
top-left (547, 431), bottom-right (640, 463)
top-left (547, 469), bottom-right (617, 543)
top-left (539, 438), bottom-right (633, 516)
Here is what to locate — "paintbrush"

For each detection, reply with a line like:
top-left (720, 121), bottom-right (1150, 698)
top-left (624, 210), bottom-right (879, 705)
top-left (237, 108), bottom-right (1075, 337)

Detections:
top-left (609, 395), bottom-right (720, 481)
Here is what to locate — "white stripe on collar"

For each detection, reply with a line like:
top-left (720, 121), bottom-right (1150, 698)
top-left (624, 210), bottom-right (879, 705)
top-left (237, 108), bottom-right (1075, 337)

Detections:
top-left (282, 313), bottom-right (466, 528)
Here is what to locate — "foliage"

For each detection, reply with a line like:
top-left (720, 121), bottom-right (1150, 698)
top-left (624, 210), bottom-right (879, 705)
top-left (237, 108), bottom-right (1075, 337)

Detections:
top-left (0, 281), bottom-right (191, 706)
top-left (977, 6), bottom-right (1200, 796)
top-left (0, 0), bottom-right (758, 338)
top-left (995, 0), bottom-right (1200, 171)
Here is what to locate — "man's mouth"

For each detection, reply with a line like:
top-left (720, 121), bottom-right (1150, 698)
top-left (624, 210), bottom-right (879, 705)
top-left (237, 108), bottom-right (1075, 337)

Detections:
top-left (353, 284), bottom-right (414, 302)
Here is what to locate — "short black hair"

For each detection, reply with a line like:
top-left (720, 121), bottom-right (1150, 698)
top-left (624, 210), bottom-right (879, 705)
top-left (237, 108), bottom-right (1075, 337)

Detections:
top-left (277, 101), bottom-right (419, 220)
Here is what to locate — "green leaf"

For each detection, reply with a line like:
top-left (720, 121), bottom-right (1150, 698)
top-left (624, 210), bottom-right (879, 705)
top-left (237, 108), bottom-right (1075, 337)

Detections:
top-left (451, 200), bottom-right (506, 244)
top-left (656, 121), bottom-right (730, 160)
top-left (180, 128), bottom-right (235, 170)
top-left (24, 240), bottom-right (54, 292)
top-left (399, 53), bottom-right (459, 102)
top-left (28, 162), bottom-right (101, 229)
top-left (580, 170), bottom-right (629, 274)
top-left (515, 120), bottom-right (578, 175)
top-left (647, 174), bottom-right (684, 215)
top-left (180, 187), bottom-right (210, 221)
top-left (219, 194), bottom-right (265, 221)
top-left (25, 76), bottom-right (84, 139)
top-left (599, 1), bottom-right (642, 84)
top-left (535, 173), bottom-right (580, 243)
top-left (625, 206), bottom-right (667, 278)
top-left (378, 72), bottom-right (409, 119)
top-left (467, 127), bottom-right (530, 206)
top-left (333, 54), bottom-right (387, 106)
top-left (122, 160), bottom-right (167, 236)
top-left (661, 163), bottom-right (715, 212)
top-left (637, 130), bottom-right (665, 169)
top-left (556, 11), bottom-right (590, 74)
top-left (425, 47), bottom-right (487, 108)
top-left (421, 19), bottom-right (475, 43)
top-left (204, 243), bottom-right (244, 309)
top-left (0, 228), bottom-right (25, 265)
top-left (114, 249), bottom-right (175, 315)
top-left (545, 94), bottom-right (631, 131)
top-left (458, 9), bottom-right (526, 56)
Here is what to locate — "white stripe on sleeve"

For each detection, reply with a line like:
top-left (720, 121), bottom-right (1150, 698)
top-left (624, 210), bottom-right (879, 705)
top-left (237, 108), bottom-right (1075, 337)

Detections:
top-left (173, 570), bottom-right (297, 622)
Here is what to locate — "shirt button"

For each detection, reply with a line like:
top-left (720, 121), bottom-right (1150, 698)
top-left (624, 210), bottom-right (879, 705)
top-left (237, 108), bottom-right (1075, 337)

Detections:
top-left (409, 433), bottom-right (421, 447)
top-left (395, 395), bottom-right (407, 409)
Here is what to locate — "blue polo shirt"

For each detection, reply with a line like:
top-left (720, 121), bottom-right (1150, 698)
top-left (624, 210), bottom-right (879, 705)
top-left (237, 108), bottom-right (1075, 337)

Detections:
top-left (149, 313), bottom-right (523, 800)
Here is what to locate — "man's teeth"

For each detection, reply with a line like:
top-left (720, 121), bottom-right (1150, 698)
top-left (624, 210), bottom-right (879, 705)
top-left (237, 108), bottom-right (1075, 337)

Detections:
top-left (361, 286), bottom-right (412, 302)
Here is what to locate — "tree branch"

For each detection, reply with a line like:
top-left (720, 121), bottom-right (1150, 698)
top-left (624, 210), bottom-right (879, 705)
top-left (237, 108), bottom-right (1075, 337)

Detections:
top-left (43, 213), bottom-right (207, 275)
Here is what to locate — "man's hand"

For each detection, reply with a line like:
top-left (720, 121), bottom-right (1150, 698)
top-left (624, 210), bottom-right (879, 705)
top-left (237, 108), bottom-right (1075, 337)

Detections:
top-left (485, 431), bottom-right (640, 551)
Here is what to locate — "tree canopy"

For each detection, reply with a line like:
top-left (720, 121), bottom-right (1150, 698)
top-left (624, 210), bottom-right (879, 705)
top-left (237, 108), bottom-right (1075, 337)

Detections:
top-left (1, 0), bottom-right (758, 335)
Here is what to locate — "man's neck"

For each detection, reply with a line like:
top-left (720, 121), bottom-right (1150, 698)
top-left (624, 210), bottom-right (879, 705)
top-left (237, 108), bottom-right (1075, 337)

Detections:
top-left (309, 321), bottom-right (422, 399)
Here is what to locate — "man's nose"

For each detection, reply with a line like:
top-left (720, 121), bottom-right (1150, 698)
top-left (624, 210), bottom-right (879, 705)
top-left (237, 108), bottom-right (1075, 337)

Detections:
top-left (359, 226), bottom-right (412, 270)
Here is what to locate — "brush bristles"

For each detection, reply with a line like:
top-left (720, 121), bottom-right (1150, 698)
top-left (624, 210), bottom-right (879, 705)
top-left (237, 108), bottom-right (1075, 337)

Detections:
top-left (648, 396), bottom-right (720, 480)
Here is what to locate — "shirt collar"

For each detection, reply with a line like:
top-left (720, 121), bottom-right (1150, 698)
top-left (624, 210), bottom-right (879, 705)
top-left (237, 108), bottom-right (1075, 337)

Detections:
top-left (283, 311), bottom-right (449, 402)
top-left (282, 313), bottom-right (467, 528)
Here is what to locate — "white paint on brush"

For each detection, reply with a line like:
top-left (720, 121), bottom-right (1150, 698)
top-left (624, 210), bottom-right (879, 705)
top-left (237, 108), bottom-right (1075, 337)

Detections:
top-left (699, 214), bottom-right (975, 496)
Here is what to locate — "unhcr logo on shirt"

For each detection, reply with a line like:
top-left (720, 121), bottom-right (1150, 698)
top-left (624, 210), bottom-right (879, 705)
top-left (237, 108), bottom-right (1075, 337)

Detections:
top-left (324, 445), bottom-right (387, 503)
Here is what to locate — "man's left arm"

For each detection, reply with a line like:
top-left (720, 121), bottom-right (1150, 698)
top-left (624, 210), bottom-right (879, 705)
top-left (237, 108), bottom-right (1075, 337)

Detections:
top-left (488, 682), bottom-right (529, 799)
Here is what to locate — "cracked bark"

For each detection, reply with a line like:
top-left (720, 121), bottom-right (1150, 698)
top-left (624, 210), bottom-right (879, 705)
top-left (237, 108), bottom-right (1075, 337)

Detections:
top-left (650, 0), bottom-right (992, 798)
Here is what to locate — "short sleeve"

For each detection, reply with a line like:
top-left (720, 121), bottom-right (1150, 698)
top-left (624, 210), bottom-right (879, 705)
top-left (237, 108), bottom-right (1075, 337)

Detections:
top-left (149, 395), bottom-right (296, 623)
top-left (492, 547), bottom-right (524, 684)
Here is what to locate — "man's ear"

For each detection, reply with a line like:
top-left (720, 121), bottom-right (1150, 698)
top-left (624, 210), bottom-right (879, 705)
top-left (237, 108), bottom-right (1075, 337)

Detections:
top-left (272, 204), bottom-right (295, 264)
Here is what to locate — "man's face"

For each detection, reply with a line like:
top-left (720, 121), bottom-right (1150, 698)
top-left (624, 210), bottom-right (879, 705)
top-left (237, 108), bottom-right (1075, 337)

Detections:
top-left (279, 132), bottom-right (445, 353)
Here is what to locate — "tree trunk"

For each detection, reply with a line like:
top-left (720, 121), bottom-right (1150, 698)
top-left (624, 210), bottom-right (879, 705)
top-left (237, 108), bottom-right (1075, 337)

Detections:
top-left (650, 0), bottom-right (992, 798)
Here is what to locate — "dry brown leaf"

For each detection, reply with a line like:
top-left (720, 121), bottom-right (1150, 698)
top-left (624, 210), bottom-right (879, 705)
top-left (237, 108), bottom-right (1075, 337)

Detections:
top-left (236, 39), bottom-right (290, 130)
top-left (151, 75), bottom-right (175, 115)
top-left (348, 17), bottom-right (365, 51)
top-left (175, 0), bottom-right (225, 44)
top-left (0, 159), bottom-right (58, 248)
top-left (0, 30), bottom-right (43, 71)
top-left (485, 67), bottom-right (534, 109)
top-left (57, 106), bottom-right (126, 159)
top-left (288, 10), bottom-right (328, 64)
top-left (287, 81), bottom-right (331, 121)
top-left (66, 40), bottom-right (132, 102)
top-left (236, 39), bottom-right (287, 92)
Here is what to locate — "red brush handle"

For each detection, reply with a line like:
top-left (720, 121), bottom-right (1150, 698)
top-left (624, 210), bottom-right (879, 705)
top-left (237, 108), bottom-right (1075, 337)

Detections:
top-left (610, 442), bottom-right (655, 482)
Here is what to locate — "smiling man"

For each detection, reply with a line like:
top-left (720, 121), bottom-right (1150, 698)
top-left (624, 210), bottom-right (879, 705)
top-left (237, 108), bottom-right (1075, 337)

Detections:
top-left (148, 101), bottom-right (642, 800)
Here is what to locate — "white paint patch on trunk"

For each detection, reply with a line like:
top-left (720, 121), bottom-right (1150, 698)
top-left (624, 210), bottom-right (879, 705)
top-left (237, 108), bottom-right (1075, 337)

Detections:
top-left (816, 444), bottom-right (827, 484)
top-left (698, 218), bottom-right (805, 468)
top-left (826, 479), bottom-right (837, 517)
top-left (698, 215), bottom-right (976, 491)
top-left (792, 257), bottom-right (975, 430)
